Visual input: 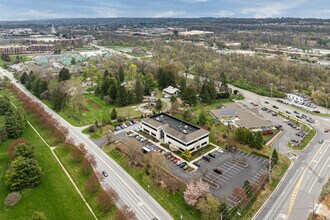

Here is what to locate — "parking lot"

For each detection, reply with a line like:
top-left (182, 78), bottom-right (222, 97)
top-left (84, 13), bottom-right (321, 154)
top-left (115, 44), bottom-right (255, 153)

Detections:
top-left (259, 103), bottom-right (312, 152)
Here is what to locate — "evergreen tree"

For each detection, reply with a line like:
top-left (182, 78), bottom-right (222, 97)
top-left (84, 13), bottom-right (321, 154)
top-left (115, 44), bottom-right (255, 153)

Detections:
top-left (219, 202), bottom-right (230, 220)
top-left (179, 77), bottom-right (187, 95)
top-left (0, 127), bottom-right (8, 142)
top-left (118, 66), bottom-right (125, 83)
top-left (198, 111), bottom-right (207, 125)
top-left (253, 132), bottom-right (263, 149)
top-left (220, 72), bottom-right (229, 93)
top-left (207, 80), bottom-right (218, 101)
top-left (5, 156), bottom-right (43, 191)
top-left (5, 113), bottom-right (22, 139)
top-left (271, 149), bottom-right (279, 166)
top-left (58, 67), bottom-right (71, 82)
top-left (101, 76), bottom-right (111, 96)
top-left (107, 77), bottom-right (119, 102)
top-left (135, 78), bottom-right (144, 102)
top-left (110, 108), bottom-right (117, 120)
top-left (52, 88), bottom-right (68, 111)
top-left (200, 84), bottom-right (211, 103)
top-left (0, 97), bottom-right (12, 115)
top-left (143, 73), bottom-right (156, 95)
top-left (116, 86), bottom-right (127, 106)
top-left (155, 99), bottom-right (163, 110)
top-left (182, 87), bottom-right (197, 106)
top-left (20, 72), bottom-right (29, 84)
top-left (127, 89), bottom-right (135, 105)
top-left (71, 57), bottom-right (76, 65)
top-left (14, 143), bottom-right (35, 159)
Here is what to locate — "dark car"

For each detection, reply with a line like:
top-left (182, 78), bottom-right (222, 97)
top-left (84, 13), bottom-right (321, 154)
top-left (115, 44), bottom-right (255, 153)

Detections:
top-left (208, 153), bottom-right (216, 158)
top-left (272, 113), bottom-right (278, 116)
top-left (202, 155), bottom-right (211, 162)
top-left (193, 161), bottom-right (201, 167)
top-left (294, 110), bottom-right (300, 114)
top-left (285, 110), bottom-right (291, 114)
top-left (272, 105), bottom-right (279, 109)
top-left (213, 168), bottom-right (223, 175)
top-left (179, 162), bottom-right (187, 168)
top-left (265, 101), bottom-right (269, 104)
top-left (261, 107), bottom-right (267, 111)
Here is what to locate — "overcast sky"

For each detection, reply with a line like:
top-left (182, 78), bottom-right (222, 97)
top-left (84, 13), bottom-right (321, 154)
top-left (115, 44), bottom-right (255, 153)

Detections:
top-left (0, 0), bottom-right (329, 21)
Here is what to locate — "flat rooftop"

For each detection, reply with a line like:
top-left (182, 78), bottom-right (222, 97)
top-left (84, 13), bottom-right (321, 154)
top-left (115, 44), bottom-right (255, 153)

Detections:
top-left (143, 113), bottom-right (209, 143)
top-left (150, 113), bottom-right (199, 134)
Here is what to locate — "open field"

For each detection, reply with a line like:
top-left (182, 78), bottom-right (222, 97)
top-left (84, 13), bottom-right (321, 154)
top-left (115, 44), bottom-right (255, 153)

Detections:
top-left (43, 93), bottom-right (142, 126)
top-left (0, 118), bottom-right (93, 220)
top-left (54, 145), bottom-right (117, 219)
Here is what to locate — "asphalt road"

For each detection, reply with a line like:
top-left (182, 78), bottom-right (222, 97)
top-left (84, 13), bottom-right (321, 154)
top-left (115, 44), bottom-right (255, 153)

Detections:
top-left (232, 85), bottom-right (330, 220)
top-left (0, 68), bottom-right (172, 220)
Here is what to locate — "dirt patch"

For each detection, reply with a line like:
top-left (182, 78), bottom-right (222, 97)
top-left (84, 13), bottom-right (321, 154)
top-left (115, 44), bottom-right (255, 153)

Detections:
top-left (86, 99), bottom-right (101, 109)
top-left (78, 103), bottom-right (90, 112)
top-left (324, 194), bottom-right (330, 209)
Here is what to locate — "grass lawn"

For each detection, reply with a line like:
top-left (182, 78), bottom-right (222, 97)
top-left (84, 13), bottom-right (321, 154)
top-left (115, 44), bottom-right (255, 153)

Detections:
top-left (82, 127), bottom-right (103, 139)
top-left (0, 126), bottom-right (93, 220)
top-left (189, 144), bottom-right (215, 161)
top-left (105, 147), bottom-right (201, 220)
top-left (43, 93), bottom-right (142, 126)
top-left (54, 146), bottom-right (116, 220)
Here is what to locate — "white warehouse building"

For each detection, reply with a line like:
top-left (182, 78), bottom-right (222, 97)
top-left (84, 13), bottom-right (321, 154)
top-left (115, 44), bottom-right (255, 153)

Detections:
top-left (142, 113), bottom-right (209, 152)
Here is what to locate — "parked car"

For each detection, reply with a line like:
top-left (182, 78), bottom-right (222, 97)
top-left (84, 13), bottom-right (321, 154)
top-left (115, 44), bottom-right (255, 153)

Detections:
top-left (285, 110), bottom-right (291, 114)
top-left (319, 140), bottom-right (324, 144)
top-left (193, 161), bottom-right (201, 167)
top-left (115, 126), bottom-right (121, 131)
top-left (102, 170), bottom-right (109, 177)
top-left (261, 107), bottom-right (267, 111)
top-left (272, 105), bottom-right (279, 109)
top-left (179, 162), bottom-right (187, 168)
top-left (202, 155), bottom-right (211, 162)
top-left (183, 165), bottom-right (190, 170)
top-left (213, 168), bottom-right (223, 175)
top-left (176, 160), bottom-right (183, 166)
top-left (216, 148), bottom-right (224, 153)
top-left (208, 153), bottom-right (216, 158)
top-left (132, 120), bottom-right (138, 124)
top-left (265, 101), bottom-right (269, 104)
top-left (324, 128), bottom-right (329, 133)
top-left (272, 113), bottom-right (278, 116)
top-left (294, 110), bottom-right (300, 114)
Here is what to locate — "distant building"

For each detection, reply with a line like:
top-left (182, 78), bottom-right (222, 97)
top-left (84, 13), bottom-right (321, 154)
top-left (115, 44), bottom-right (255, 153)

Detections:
top-left (131, 47), bottom-right (146, 54)
top-left (210, 102), bottom-right (272, 130)
top-left (142, 113), bottom-right (209, 152)
top-left (162, 86), bottom-right (180, 97)
top-left (179, 30), bottom-right (214, 36)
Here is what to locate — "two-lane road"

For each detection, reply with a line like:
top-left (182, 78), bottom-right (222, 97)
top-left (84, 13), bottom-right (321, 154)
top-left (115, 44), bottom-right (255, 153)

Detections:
top-left (0, 68), bottom-right (172, 220)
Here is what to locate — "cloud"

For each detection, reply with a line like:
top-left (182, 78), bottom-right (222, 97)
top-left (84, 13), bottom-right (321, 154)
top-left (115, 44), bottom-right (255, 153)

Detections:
top-left (239, 0), bottom-right (306, 18)
top-left (152, 10), bottom-right (186, 18)
top-left (216, 10), bottom-right (235, 17)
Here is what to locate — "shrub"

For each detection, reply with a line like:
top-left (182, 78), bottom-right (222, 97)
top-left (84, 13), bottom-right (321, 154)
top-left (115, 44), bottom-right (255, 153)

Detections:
top-left (4, 191), bottom-right (21, 207)
top-left (8, 138), bottom-right (27, 161)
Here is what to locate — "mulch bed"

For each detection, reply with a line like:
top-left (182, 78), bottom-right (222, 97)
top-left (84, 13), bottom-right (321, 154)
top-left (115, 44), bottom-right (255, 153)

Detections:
top-left (86, 99), bottom-right (101, 109)
top-left (78, 103), bottom-right (90, 112)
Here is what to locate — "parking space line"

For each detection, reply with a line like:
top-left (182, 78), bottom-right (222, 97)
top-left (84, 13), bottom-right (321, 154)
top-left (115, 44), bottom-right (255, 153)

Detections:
top-left (258, 157), bottom-right (263, 162)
